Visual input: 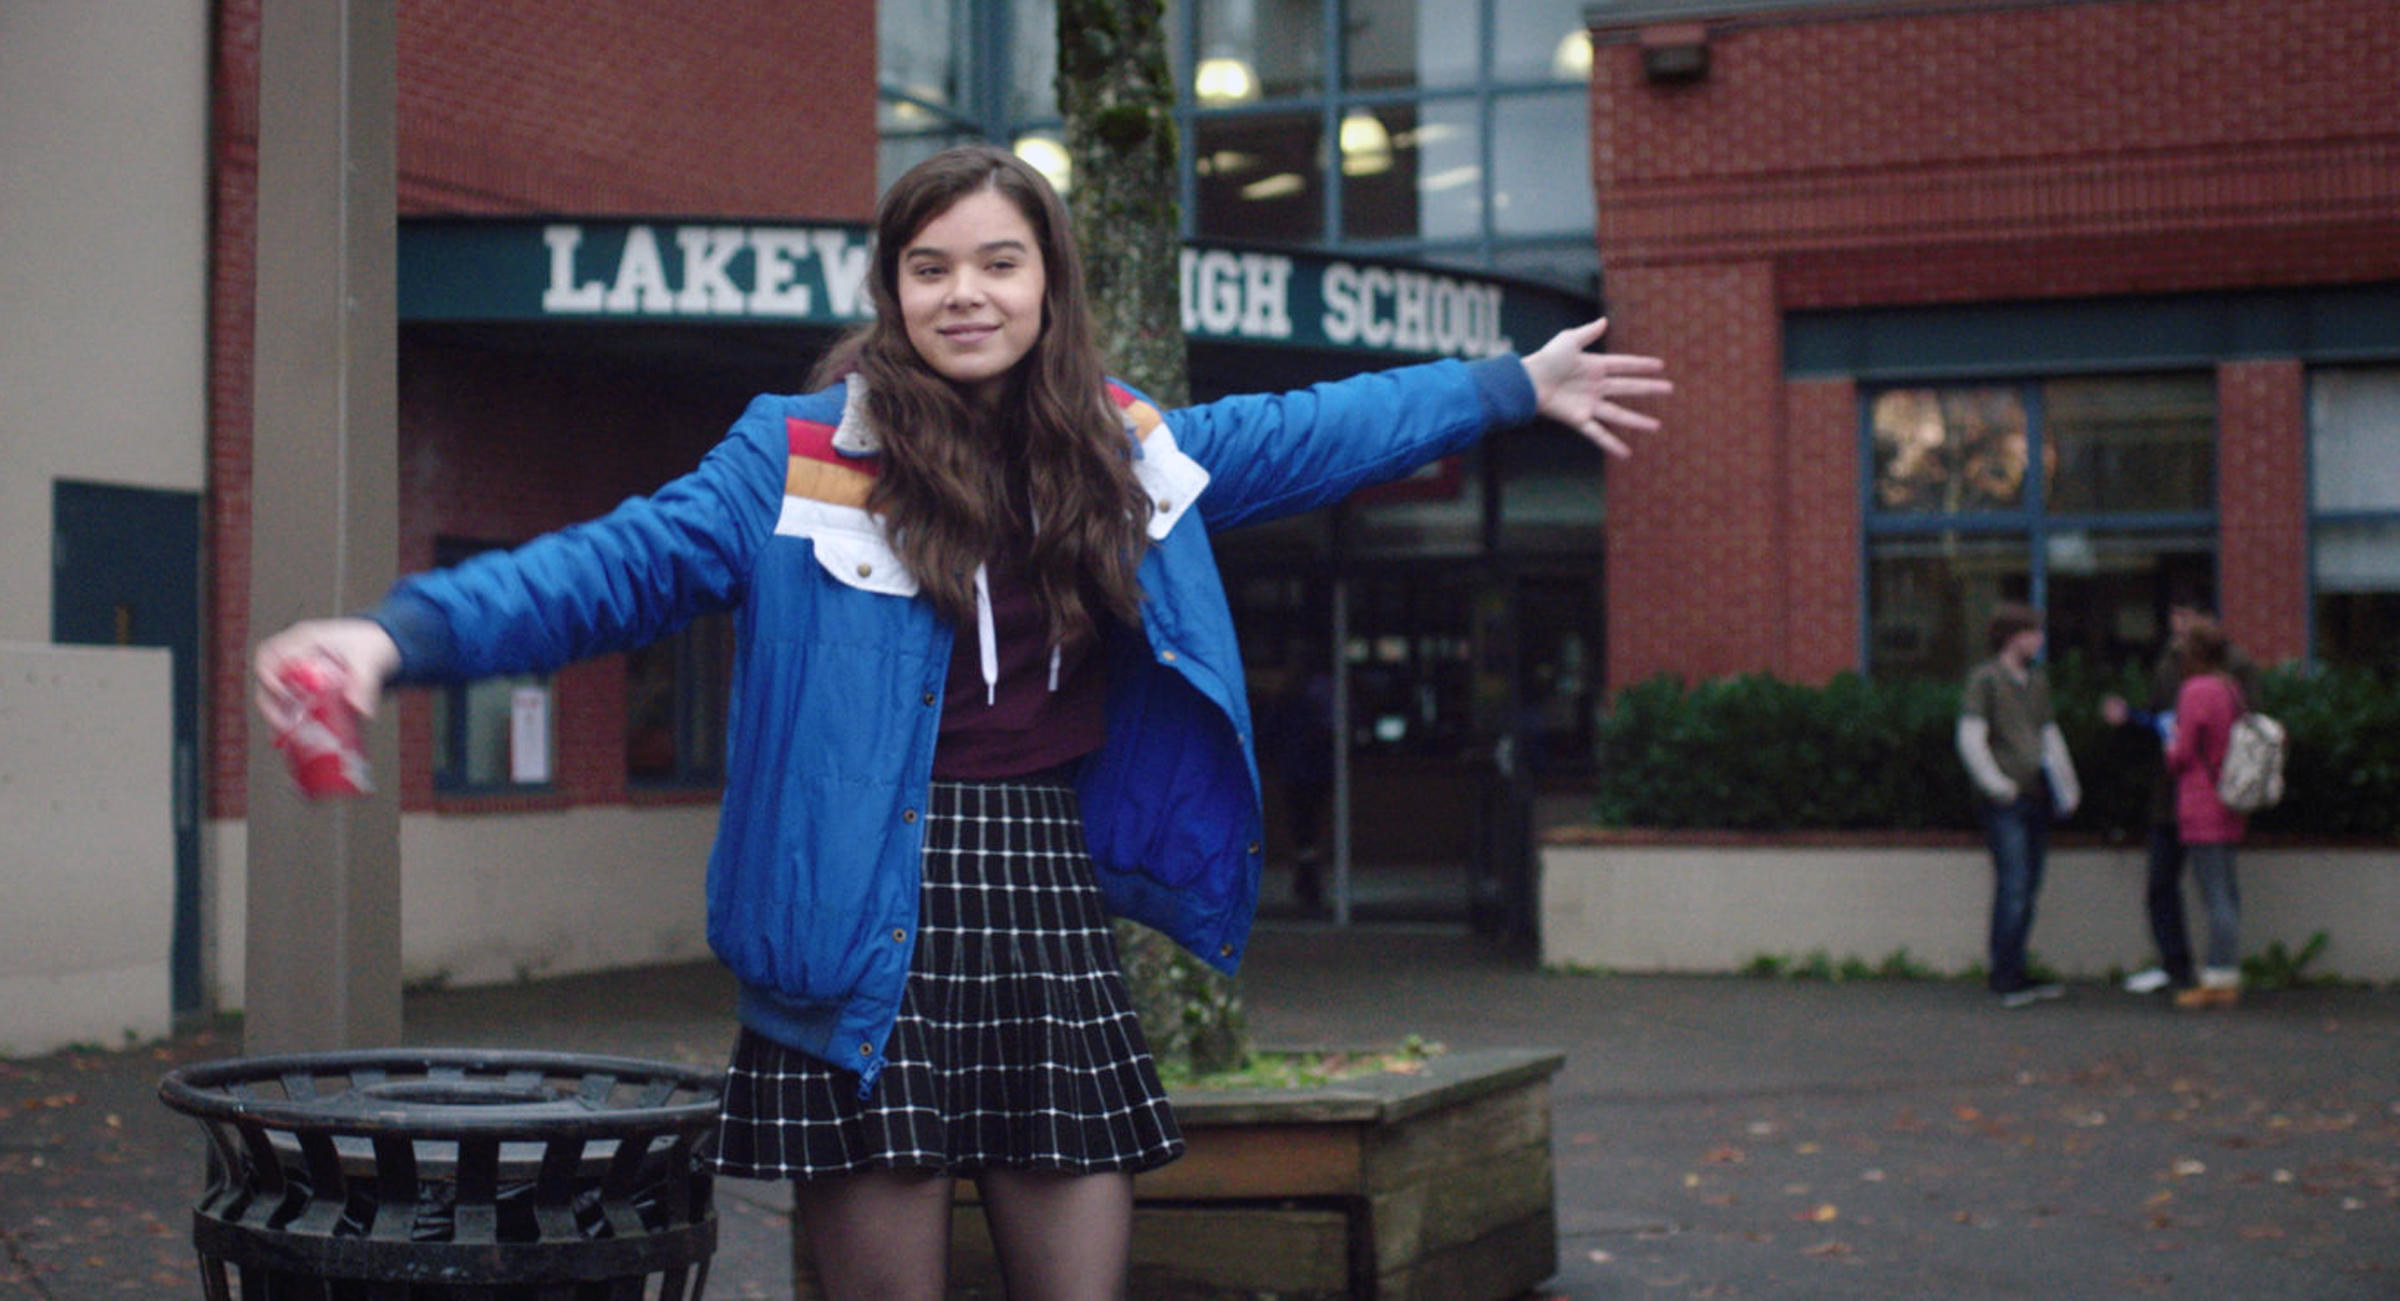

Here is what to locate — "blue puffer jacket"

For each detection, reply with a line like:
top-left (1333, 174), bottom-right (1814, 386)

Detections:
top-left (371, 355), bottom-right (1537, 1090)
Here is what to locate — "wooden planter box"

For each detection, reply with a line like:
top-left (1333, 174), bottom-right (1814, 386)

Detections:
top-left (793, 1048), bottom-right (1566, 1300)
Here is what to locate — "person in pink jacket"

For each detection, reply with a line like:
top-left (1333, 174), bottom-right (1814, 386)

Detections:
top-left (2163, 616), bottom-right (2245, 1008)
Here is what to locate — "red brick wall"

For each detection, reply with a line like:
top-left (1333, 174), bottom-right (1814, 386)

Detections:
top-left (1602, 260), bottom-right (1782, 686)
top-left (209, 0), bottom-right (878, 818)
top-left (1587, 0), bottom-right (2400, 689)
top-left (386, 336), bottom-right (788, 811)
top-left (396, 2), bottom-right (876, 218)
top-left (2217, 361), bottom-right (2309, 665)
top-left (1781, 379), bottom-right (1862, 683)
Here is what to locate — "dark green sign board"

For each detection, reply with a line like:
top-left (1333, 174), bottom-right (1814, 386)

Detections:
top-left (400, 218), bottom-right (1592, 360)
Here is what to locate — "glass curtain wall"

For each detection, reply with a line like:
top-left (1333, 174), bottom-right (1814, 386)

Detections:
top-left (2310, 365), bottom-right (2400, 673)
top-left (877, 0), bottom-right (1600, 296)
top-left (1864, 375), bottom-right (2218, 680)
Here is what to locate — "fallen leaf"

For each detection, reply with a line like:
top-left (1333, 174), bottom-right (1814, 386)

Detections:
top-left (1795, 1203), bottom-right (1839, 1223)
top-left (1953, 1105), bottom-right (1983, 1123)
top-left (1860, 1168), bottom-right (1886, 1183)
top-left (1703, 1145), bottom-right (1746, 1165)
top-left (2171, 1159), bottom-right (2207, 1178)
top-left (1801, 1240), bottom-right (1853, 1258)
top-left (1683, 1172), bottom-right (1702, 1188)
top-left (1587, 1250), bottom-right (1614, 1264)
top-left (1795, 1141), bottom-right (1821, 1154)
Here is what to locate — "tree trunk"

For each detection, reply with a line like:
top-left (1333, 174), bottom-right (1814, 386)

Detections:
top-left (1057, 0), bottom-right (1187, 409)
top-left (1057, 0), bottom-right (1246, 1076)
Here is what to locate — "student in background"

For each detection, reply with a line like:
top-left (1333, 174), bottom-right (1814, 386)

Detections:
top-left (1957, 602), bottom-right (2081, 1009)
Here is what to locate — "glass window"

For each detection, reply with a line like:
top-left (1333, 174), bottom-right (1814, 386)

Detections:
top-left (1866, 375), bottom-right (2219, 679)
top-left (1009, 0), bottom-right (1058, 120)
top-left (1196, 0), bottom-right (1323, 101)
top-left (626, 613), bottom-right (732, 788)
top-left (1194, 111), bottom-right (1325, 243)
top-left (2044, 374), bottom-right (2214, 514)
top-left (1498, 424), bottom-right (1604, 552)
top-left (1344, 0), bottom-right (1477, 92)
top-left (1348, 452), bottom-right (1483, 558)
top-left (1494, 1), bottom-right (1592, 84)
top-left (2311, 365), bottom-right (2400, 672)
top-left (1412, 100), bottom-right (1481, 241)
top-left (2042, 530), bottom-right (2215, 669)
top-left (1871, 385), bottom-right (2029, 515)
top-left (431, 539), bottom-right (553, 792)
top-left (1339, 103), bottom-right (1419, 240)
top-left (1490, 240), bottom-right (1600, 300)
top-left (1492, 92), bottom-right (1593, 236)
top-left (2311, 366), bottom-right (2400, 513)
top-left (879, 0), bottom-right (966, 117)
top-left (1867, 534), bottom-right (2031, 681)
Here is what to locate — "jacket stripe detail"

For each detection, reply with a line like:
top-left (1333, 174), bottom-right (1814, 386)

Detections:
top-left (787, 415), bottom-right (878, 508)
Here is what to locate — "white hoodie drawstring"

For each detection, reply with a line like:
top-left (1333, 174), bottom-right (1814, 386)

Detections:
top-left (968, 565), bottom-right (1064, 704)
top-left (972, 562), bottom-right (999, 706)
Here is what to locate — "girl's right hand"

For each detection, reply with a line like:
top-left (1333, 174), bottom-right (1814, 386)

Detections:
top-left (253, 618), bottom-right (401, 730)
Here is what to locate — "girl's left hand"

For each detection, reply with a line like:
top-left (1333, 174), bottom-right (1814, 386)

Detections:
top-left (1522, 318), bottom-right (1672, 457)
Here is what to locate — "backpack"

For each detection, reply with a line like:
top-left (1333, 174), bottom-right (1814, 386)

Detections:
top-left (2216, 708), bottom-right (2287, 814)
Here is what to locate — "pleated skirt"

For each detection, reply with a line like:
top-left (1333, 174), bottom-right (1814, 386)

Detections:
top-left (711, 772), bottom-right (1185, 1179)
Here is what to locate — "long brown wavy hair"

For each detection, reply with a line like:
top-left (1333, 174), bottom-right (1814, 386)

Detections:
top-left (810, 144), bottom-right (1150, 645)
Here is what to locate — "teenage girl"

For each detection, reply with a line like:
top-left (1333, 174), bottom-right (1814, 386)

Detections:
top-left (254, 142), bottom-right (1670, 1299)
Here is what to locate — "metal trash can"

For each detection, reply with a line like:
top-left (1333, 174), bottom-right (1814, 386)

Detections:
top-left (158, 1048), bottom-right (722, 1300)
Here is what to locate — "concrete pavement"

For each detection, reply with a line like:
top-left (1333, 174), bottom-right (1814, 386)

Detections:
top-left (5, 922), bottom-right (2396, 1298)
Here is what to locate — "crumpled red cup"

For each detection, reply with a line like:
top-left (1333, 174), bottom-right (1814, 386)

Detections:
top-left (273, 657), bottom-right (372, 799)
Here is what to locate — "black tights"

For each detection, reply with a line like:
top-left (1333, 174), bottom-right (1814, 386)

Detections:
top-left (793, 1167), bottom-right (1134, 1300)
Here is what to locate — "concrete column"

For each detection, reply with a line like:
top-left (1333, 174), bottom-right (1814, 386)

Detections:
top-left (243, 0), bottom-right (402, 1053)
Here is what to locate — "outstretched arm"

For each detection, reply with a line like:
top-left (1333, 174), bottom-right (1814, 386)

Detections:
top-left (1521, 318), bottom-right (1673, 458)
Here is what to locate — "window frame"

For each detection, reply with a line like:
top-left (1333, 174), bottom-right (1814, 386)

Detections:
top-left (1858, 372), bottom-right (2220, 679)
top-left (2306, 362), bottom-right (2400, 673)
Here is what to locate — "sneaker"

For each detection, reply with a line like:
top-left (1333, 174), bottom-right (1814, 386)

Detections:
top-left (2123, 967), bottom-right (2173, 995)
top-left (2174, 967), bottom-right (2242, 1010)
top-left (1998, 983), bottom-right (2065, 1009)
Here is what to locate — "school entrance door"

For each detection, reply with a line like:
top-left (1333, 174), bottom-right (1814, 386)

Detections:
top-left (1231, 559), bottom-right (1603, 946)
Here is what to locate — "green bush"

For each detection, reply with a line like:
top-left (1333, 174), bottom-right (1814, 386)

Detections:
top-left (1590, 663), bottom-right (2400, 839)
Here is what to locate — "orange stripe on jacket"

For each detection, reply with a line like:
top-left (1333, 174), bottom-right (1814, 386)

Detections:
top-left (785, 416), bottom-right (878, 508)
top-left (1106, 384), bottom-right (1165, 447)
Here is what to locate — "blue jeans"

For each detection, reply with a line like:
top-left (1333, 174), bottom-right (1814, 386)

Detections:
top-left (2143, 823), bottom-right (2196, 986)
top-left (2186, 843), bottom-right (2242, 971)
top-left (1979, 788), bottom-right (2051, 994)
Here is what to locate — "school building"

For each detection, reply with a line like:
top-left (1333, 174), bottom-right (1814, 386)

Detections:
top-left (4, 0), bottom-right (2394, 1049)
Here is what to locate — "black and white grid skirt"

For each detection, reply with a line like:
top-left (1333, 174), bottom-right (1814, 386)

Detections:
top-left (712, 773), bottom-right (1185, 1179)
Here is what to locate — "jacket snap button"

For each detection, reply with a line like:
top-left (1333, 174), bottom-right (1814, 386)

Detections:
top-left (857, 562), bottom-right (873, 578)
top-left (892, 928), bottom-right (907, 943)
top-left (1248, 841), bottom-right (1262, 855)
top-left (922, 691), bottom-right (937, 706)
top-left (1159, 650), bottom-right (1177, 663)
top-left (858, 1043), bottom-right (873, 1057)
top-left (1219, 943), bottom-right (1234, 958)
top-left (1157, 498), bottom-right (1173, 513)
top-left (903, 808), bottom-right (918, 823)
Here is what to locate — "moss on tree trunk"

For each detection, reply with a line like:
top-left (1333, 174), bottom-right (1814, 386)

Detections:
top-left (1057, 0), bottom-right (1246, 1076)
